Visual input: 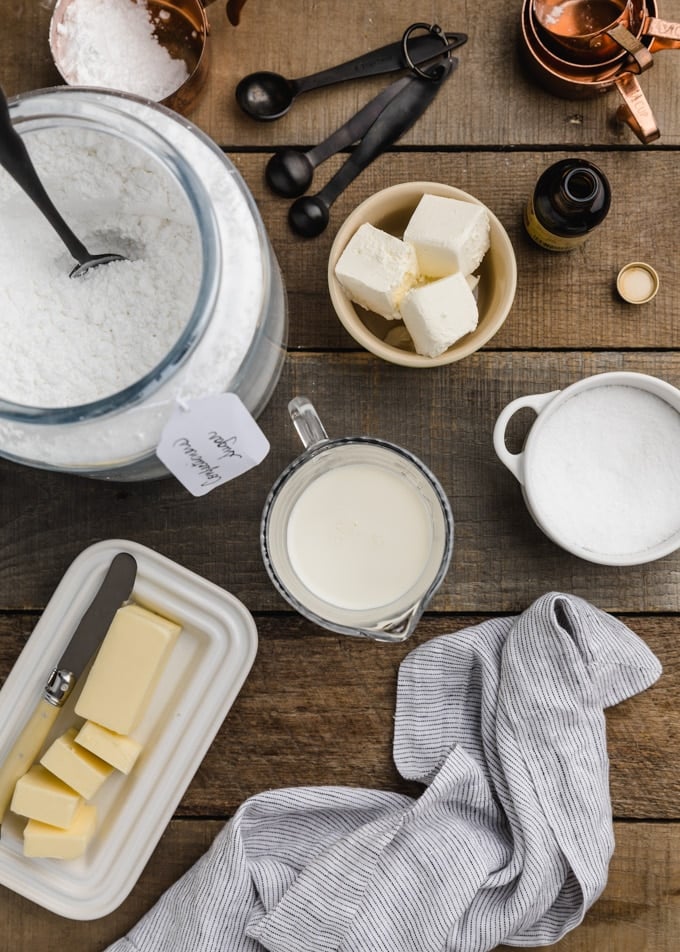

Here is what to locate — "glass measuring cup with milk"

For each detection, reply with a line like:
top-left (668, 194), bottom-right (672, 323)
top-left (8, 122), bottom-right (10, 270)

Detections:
top-left (261, 398), bottom-right (453, 641)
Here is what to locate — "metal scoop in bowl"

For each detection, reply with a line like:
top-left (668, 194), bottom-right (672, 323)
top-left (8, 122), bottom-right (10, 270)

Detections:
top-left (0, 86), bottom-right (127, 278)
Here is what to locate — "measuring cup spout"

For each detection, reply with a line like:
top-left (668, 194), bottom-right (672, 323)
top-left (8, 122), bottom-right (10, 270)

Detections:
top-left (361, 599), bottom-right (429, 643)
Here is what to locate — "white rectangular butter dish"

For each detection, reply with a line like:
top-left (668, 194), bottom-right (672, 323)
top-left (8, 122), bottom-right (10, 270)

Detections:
top-left (0, 538), bottom-right (258, 919)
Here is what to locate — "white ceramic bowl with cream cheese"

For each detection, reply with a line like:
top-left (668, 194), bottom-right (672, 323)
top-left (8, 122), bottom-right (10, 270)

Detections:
top-left (493, 371), bottom-right (680, 565)
top-left (328, 181), bottom-right (517, 367)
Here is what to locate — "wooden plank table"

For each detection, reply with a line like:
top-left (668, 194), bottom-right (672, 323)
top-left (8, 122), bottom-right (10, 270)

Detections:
top-left (1, 0), bottom-right (680, 948)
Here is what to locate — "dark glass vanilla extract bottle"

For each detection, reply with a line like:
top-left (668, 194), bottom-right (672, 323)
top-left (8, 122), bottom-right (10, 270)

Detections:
top-left (524, 159), bottom-right (611, 252)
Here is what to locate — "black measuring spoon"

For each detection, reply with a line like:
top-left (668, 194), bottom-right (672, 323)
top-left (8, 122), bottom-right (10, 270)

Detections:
top-left (265, 40), bottom-right (465, 198)
top-left (236, 30), bottom-right (466, 121)
top-left (288, 57), bottom-right (455, 238)
top-left (266, 74), bottom-right (413, 197)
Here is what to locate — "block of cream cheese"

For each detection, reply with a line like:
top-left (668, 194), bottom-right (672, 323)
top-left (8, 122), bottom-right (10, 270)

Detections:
top-left (334, 222), bottom-right (418, 320)
top-left (403, 194), bottom-right (490, 278)
top-left (75, 603), bottom-right (181, 734)
top-left (400, 271), bottom-right (479, 358)
top-left (23, 802), bottom-right (97, 860)
top-left (41, 727), bottom-right (113, 799)
top-left (10, 765), bottom-right (81, 829)
top-left (75, 721), bottom-right (142, 775)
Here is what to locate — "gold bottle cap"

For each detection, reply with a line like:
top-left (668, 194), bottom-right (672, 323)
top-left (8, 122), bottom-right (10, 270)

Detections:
top-left (616, 262), bottom-right (659, 305)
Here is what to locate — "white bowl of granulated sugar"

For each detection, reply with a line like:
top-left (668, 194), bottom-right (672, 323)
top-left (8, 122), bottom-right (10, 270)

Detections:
top-left (493, 371), bottom-right (680, 566)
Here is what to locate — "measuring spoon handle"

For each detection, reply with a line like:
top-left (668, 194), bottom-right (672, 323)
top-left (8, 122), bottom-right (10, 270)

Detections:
top-left (318, 61), bottom-right (454, 208)
top-left (306, 74), bottom-right (413, 167)
top-left (292, 32), bottom-right (463, 95)
top-left (0, 86), bottom-right (90, 264)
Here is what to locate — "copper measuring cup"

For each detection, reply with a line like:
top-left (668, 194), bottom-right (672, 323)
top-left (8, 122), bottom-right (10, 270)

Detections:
top-left (534, 0), bottom-right (680, 61)
top-left (520, 0), bottom-right (660, 142)
top-left (527, 2), bottom-right (647, 73)
top-left (533, 0), bottom-right (650, 64)
top-left (49, 0), bottom-right (226, 115)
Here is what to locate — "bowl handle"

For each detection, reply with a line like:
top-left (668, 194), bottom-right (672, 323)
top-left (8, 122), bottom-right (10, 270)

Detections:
top-left (493, 390), bottom-right (560, 484)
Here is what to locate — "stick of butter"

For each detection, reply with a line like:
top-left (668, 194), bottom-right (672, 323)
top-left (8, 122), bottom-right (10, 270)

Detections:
top-left (23, 802), bottom-right (97, 859)
top-left (10, 765), bottom-right (81, 829)
top-left (75, 603), bottom-right (181, 734)
top-left (40, 727), bottom-right (113, 800)
top-left (75, 721), bottom-right (142, 775)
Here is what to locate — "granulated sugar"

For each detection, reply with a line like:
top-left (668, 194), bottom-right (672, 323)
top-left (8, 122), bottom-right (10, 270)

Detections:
top-left (56, 0), bottom-right (189, 101)
top-left (528, 385), bottom-right (680, 556)
top-left (0, 125), bottom-right (201, 407)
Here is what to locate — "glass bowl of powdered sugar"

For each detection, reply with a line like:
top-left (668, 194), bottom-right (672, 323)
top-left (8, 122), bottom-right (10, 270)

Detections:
top-left (493, 371), bottom-right (680, 566)
top-left (0, 87), bottom-right (287, 480)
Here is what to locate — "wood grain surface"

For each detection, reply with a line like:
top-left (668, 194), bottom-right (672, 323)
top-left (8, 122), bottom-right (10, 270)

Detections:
top-left (1, 0), bottom-right (680, 949)
top-left (2, 820), bottom-right (678, 952)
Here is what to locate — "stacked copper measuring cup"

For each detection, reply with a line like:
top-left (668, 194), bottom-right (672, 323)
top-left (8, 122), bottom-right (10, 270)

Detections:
top-left (520, 0), bottom-right (680, 143)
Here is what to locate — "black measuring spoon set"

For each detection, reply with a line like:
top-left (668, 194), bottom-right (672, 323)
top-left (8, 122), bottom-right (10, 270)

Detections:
top-left (235, 23), bottom-right (468, 237)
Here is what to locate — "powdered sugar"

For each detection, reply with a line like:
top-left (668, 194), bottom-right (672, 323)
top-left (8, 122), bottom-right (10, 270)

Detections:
top-left (56, 0), bottom-right (189, 102)
top-left (0, 125), bottom-right (201, 407)
top-left (528, 385), bottom-right (680, 556)
top-left (0, 89), bottom-right (283, 475)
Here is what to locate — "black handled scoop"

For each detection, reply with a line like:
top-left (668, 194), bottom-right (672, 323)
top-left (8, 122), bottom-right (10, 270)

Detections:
top-left (0, 86), bottom-right (127, 278)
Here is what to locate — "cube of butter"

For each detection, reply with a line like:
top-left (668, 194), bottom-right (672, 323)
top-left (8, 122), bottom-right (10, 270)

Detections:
top-left (40, 727), bottom-right (113, 799)
top-left (76, 721), bottom-right (142, 775)
top-left (403, 194), bottom-right (490, 278)
top-left (334, 222), bottom-right (418, 320)
top-left (23, 802), bottom-right (97, 860)
top-left (400, 271), bottom-right (479, 358)
top-left (10, 765), bottom-right (81, 829)
top-left (75, 603), bottom-right (181, 734)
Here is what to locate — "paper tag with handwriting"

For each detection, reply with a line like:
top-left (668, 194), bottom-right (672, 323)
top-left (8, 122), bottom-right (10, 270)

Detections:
top-left (156, 394), bottom-right (270, 497)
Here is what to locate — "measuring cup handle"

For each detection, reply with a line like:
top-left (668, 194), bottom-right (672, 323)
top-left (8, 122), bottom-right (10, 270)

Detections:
top-left (493, 390), bottom-right (560, 484)
top-left (225, 0), bottom-right (248, 25)
top-left (614, 71), bottom-right (660, 143)
top-left (289, 397), bottom-right (329, 450)
top-left (644, 17), bottom-right (680, 51)
top-left (606, 23), bottom-right (653, 72)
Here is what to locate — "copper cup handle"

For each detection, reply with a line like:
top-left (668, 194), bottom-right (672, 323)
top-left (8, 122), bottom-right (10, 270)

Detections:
top-left (607, 23), bottom-right (654, 71)
top-left (615, 71), bottom-right (660, 143)
top-left (226, 0), bottom-right (249, 25)
top-left (644, 17), bottom-right (680, 52)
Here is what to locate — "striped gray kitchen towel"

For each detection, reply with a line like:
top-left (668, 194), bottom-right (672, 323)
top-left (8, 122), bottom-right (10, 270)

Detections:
top-left (106, 593), bottom-right (661, 952)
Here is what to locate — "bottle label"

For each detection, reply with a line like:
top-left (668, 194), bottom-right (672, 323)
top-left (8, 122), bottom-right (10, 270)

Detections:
top-left (523, 196), bottom-right (589, 252)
